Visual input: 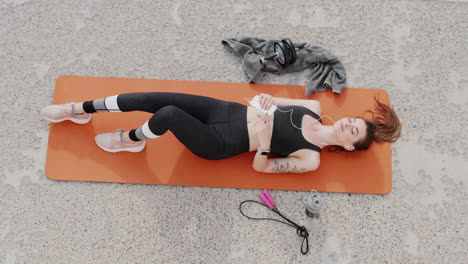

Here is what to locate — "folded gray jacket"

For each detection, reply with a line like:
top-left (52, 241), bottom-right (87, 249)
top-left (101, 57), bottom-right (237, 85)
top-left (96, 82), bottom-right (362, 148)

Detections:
top-left (222, 37), bottom-right (347, 96)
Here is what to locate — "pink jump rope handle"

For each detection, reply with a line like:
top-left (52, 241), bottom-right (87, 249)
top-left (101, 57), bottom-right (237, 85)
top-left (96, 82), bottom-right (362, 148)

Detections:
top-left (260, 189), bottom-right (276, 209)
top-left (263, 189), bottom-right (275, 207)
top-left (260, 193), bottom-right (275, 209)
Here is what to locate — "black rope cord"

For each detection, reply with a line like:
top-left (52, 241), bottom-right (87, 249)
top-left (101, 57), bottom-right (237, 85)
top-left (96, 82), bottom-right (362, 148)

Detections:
top-left (239, 200), bottom-right (309, 255)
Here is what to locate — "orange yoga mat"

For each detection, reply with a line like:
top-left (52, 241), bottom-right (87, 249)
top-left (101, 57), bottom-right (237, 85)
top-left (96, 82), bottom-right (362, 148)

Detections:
top-left (45, 75), bottom-right (393, 194)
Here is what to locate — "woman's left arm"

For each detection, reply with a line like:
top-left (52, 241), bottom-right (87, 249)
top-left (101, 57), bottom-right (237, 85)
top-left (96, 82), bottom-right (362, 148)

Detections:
top-left (257, 93), bottom-right (321, 114)
top-left (253, 156), bottom-right (320, 173)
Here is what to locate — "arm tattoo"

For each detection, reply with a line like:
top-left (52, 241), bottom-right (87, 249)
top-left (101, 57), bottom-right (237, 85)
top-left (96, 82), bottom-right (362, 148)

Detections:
top-left (271, 160), bottom-right (307, 173)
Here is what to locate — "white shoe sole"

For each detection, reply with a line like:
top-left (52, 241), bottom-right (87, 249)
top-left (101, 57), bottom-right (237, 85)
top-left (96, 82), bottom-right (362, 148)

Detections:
top-left (95, 140), bottom-right (146, 153)
top-left (44, 115), bottom-right (92, 124)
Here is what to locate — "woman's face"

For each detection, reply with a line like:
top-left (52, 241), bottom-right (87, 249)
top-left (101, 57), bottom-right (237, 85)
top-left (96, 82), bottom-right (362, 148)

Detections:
top-left (333, 117), bottom-right (367, 146)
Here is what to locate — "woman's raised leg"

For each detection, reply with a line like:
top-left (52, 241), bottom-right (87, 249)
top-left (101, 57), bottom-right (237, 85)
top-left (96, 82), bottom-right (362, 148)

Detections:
top-left (42, 92), bottom-right (225, 124)
top-left (42, 92), bottom-right (232, 156)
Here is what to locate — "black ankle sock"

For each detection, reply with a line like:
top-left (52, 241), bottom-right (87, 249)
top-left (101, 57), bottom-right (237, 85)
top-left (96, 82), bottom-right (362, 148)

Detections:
top-left (82, 101), bottom-right (96, 113)
top-left (129, 130), bottom-right (140, 142)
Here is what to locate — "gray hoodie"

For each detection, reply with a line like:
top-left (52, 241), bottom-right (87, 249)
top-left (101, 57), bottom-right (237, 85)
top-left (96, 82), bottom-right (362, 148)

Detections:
top-left (222, 37), bottom-right (347, 96)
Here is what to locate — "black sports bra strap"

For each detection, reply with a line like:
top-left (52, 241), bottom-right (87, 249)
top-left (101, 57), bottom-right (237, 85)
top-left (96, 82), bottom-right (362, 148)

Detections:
top-left (303, 108), bottom-right (322, 123)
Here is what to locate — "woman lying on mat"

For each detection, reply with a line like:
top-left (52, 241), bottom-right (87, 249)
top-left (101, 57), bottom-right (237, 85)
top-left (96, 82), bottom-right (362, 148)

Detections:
top-left (42, 92), bottom-right (401, 173)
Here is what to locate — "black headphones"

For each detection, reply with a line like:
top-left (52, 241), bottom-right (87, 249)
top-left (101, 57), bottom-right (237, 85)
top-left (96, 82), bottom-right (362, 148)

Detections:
top-left (260, 38), bottom-right (307, 66)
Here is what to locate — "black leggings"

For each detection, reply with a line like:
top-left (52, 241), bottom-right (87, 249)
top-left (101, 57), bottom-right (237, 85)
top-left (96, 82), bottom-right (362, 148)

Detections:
top-left (82, 92), bottom-right (250, 160)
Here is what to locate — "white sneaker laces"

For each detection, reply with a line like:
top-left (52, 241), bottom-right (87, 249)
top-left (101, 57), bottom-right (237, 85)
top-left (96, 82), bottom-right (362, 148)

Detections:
top-left (117, 129), bottom-right (129, 144)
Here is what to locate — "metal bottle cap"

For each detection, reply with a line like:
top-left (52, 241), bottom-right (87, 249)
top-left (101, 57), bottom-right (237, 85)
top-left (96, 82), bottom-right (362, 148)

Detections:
top-left (305, 190), bottom-right (325, 218)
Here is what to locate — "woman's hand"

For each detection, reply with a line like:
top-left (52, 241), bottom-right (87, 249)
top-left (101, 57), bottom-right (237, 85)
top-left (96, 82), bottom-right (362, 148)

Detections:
top-left (254, 112), bottom-right (272, 149)
top-left (258, 93), bottom-right (274, 111)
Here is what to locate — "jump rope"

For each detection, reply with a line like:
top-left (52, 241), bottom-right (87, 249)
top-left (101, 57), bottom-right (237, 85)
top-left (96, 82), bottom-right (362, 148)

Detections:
top-left (239, 189), bottom-right (325, 255)
top-left (239, 190), bottom-right (310, 255)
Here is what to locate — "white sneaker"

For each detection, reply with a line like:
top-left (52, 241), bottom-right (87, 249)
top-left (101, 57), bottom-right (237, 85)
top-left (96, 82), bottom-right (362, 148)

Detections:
top-left (95, 129), bottom-right (146, 153)
top-left (41, 103), bottom-right (91, 124)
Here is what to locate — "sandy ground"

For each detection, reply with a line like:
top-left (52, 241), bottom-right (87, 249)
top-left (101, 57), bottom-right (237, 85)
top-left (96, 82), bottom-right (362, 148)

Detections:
top-left (0, 0), bottom-right (467, 263)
